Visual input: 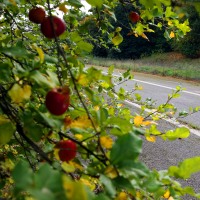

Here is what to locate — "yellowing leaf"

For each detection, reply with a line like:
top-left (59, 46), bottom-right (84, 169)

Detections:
top-left (142, 121), bottom-right (151, 126)
top-left (64, 116), bottom-right (72, 128)
top-left (0, 115), bottom-right (10, 125)
top-left (112, 33), bottom-right (123, 46)
top-left (163, 190), bottom-right (170, 198)
top-left (70, 115), bottom-right (92, 129)
top-left (134, 116), bottom-right (144, 127)
top-left (63, 177), bottom-right (88, 200)
top-left (8, 84), bottom-right (31, 104)
top-left (170, 31), bottom-right (175, 38)
top-left (168, 197), bottom-right (174, 200)
top-left (36, 47), bottom-right (44, 63)
top-left (59, 3), bottom-right (68, 13)
top-left (105, 165), bottom-right (118, 179)
top-left (62, 162), bottom-right (76, 173)
top-left (141, 33), bottom-right (149, 41)
top-left (9, 0), bottom-right (16, 6)
top-left (178, 13), bottom-right (185, 19)
top-left (136, 191), bottom-right (141, 198)
top-left (100, 136), bottom-right (113, 149)
top-left (117, 191), bottom-right (128, 200)
top-left (77, 74), bottom-right (89, 86)
top-left (146, 136), bottom-right (156, 142)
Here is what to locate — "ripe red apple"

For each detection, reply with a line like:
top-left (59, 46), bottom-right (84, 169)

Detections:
top-left (45, 87), bottom-right (70, 115)
top-left (40, 16), bottom-right (66, 39)
top-left (29, 7), bottom-right (46, 24)
top-left (129, 11), bottom-right (140, 23)
top-left (56, 140), bottom-right (77, 162)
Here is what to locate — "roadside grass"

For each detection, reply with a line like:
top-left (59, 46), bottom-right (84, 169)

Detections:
top-left (87, 52), bottom-right (200, 81)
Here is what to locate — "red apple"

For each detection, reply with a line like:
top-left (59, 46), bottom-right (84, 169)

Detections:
top-left (129, 11), bottom-right (140, 23)
top-left (29, 7), bottom-right (46, 24)
top-left (56, 140), bottom-right (77, 162)
top-left (45, 87), bottom-right (70, 115)
top-left (40, 16), bottom-right (66, 39)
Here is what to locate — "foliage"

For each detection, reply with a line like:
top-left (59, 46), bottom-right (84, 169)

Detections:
top-left (170, 5), bottom-right (200, 58)
top-left (0, 0), bottom-right (199, 200)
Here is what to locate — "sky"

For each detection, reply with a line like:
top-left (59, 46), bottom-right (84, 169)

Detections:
top-left (81, 0), bottom-right (91, 13)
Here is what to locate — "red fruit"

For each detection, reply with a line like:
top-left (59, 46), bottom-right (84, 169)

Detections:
top-left (29, 7), bottom-right (46, 24)
top-left (45, 87), bottom-right (70, 115)
top-left (40, 16), bottom-right (66, 39)
top-left (129, 11), bottom-right (140, 23)
top-left (56, 140), bottom-right (77, 162)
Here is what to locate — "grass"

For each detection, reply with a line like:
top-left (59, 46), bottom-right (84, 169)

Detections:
top-left (87, 52), bottom-right (200, 82)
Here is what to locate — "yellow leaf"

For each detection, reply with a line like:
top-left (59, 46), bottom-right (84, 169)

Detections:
top-left (168, 196), bottom-right (174, 200)
top-left (8, 84), bottom-right (31, 104)
top-left (68, 161), bottom-right (83, 170)
top-left (117, 191), bottom-right (128, 200)
top-left (77, 74), bottom-right (89, 86)
top-left (74, 134), bottom-right (83, 140)
top-left (59, 3), bottom-right (68, 14)
top-left (134, 116), bottom-right (144, 127)
top-left (80, 178), bottom-right (96, 190)
top-left (163, 190), bottom-right (170, 198)
top-left (136, 191), bottom-right (141, 198)
top-left (105, 165), bottom-right (118, 179)
top-left (142, 121), bottom-right (151, 126)
top-left (146, 136), bottom-right (156, 143)
top-left (36, 47), bottom-right (44, 63)
top-left (169, 31), bottom-right (175, 38)
top-left (94, 106), bottom-right (100, 111)
top-left (100, 136), bottom-right (113, 149)
top-left (70, 115), bottom-right (92, 129)
top-left (23, 85), bottom-right (32, 100)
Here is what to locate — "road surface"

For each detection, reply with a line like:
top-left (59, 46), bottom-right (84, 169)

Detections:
top-left (97, 66), bottom-right (200, 199)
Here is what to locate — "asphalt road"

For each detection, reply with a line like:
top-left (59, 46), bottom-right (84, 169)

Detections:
top-left (114, 71), bottom-right (200, 129)
top-left (115, 71), bottom-right (200, 199)
top-left (98, 67), bottom-right (200, 199)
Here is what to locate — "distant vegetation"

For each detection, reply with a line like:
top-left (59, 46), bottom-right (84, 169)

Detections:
top-left (89, 3), bottom-right (200, 59)
top-left (88, 52), bottom-right (200, 81)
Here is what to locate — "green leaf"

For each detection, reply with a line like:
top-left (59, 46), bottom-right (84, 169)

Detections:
top-left (143, 172), bottom-right (162, 192)
top-left (118, 161), bottom-right (149, 178)
top-left (12, 160), bottom-right (33, 191)
top-left (169, 157), bottom-right (200, 179)
top-left (0, 121), bottom-right (15, 145)
top-left (0, 63), bottom-right (12, 82)
top-left (161, 127), bottom-right (190, 141)
top-left (100, 174), bottom-right (116, 198)
top-left (68, 0), bottom-right (83, 8)
top-left (77, 41), bottom-right (93, 53)
top-left (86, 0), bottom-right (103, 8)
top-left (107, 117), bottom-right (132, 134)
top-left (110, 130), bottom-right (142, 165)
top-left (30, 70), bottom-right (58, 88)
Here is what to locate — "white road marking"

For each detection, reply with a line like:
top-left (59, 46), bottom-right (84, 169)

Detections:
top-left (105, 72), bottom-right (200, 136)
top-left (112, 73), bottom-right (200, 97)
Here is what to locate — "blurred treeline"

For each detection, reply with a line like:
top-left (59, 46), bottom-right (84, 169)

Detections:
top-left (88, 3), bottom-right (200, 59)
